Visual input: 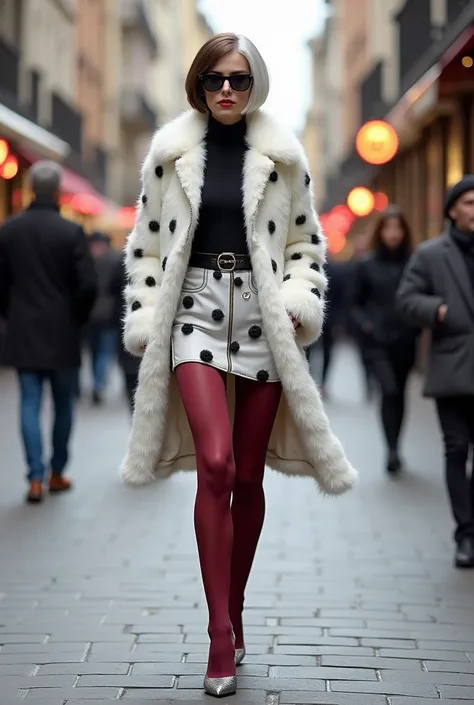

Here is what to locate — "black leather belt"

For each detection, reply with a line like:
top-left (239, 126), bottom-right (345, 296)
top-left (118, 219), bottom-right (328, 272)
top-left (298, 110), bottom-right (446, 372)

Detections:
top-left (189, 252), bottom-right (252, 272)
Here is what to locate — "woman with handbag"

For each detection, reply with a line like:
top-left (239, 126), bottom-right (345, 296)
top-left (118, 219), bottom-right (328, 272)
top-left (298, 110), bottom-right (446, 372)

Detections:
top-left (121, 33), bottom-right (357, 697)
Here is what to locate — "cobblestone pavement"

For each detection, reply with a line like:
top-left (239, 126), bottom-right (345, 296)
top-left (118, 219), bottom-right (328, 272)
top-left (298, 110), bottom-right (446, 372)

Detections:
top-left (1, 344), bottom-right (474, 705)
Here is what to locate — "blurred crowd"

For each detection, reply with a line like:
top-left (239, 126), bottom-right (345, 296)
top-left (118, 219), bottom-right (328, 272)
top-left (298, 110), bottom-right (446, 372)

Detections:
top-left (0, 161), bottom-right (474, 569)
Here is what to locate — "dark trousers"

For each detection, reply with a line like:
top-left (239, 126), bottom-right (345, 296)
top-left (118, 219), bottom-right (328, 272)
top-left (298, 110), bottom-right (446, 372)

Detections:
top-left (321, 326), bottom-right (335, 386)
top-left (123, 370), bottom-right (139, 414)
top-left (370, 342), bottom-right (415, 453)
top-left (86, 326), bottom-right (117, 394)
top-left (436, 396), bottom-right (474, 543)
top-left (17, 369), bottom-right (75, 482)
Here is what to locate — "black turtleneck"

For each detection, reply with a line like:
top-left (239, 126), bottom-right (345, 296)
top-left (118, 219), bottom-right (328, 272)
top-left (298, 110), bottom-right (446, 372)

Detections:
top-left (192, 116), bottom-right (249, 256)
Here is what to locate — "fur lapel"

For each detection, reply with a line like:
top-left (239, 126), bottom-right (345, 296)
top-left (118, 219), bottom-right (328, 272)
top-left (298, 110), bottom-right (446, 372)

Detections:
top-left (149, 109), bottom-right (304, 165)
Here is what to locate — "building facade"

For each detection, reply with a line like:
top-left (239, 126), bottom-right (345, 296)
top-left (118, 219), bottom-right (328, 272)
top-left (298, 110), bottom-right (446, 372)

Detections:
top-left (306, 0), bottom-right (474, 244)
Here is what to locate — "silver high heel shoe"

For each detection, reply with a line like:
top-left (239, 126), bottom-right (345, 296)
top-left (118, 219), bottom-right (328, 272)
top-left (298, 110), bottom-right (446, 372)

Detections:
top-left (235, 646), bottom-right (246, 666)
top-left (203, 674), bottom-right (237, 697)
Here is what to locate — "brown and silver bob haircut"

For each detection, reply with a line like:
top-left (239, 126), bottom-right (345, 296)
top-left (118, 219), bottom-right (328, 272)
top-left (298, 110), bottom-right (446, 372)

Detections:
top-left (185, 33), bottom-right (270, 115)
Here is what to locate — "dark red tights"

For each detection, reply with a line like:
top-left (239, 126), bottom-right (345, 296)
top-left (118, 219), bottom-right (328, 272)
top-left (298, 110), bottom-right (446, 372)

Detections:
top-left (175, 363), bottom-right (281, 678)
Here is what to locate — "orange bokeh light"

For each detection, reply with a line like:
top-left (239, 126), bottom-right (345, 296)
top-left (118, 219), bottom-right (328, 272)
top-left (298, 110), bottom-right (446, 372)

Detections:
top-left (0, 139), bottom-right (9, 166)
top-left (347, 187), bottom-right (375, 217)
top-left (327, 231), bottom-right (346, 254)
top-left (356, 120), bottom-right (399, 165)
top-left (374, 192), bottom-right (389, 211)
top-left (1, 155), bottom-right (19, 180)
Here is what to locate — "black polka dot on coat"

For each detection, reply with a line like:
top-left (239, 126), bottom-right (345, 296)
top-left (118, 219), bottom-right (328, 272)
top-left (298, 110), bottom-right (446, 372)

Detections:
top-left (212, 308), bottom-right (224, 322)
top-left (213, 270), bottom-right (222, 280)
top-left (295, 214), bottom-right (306, 226)
top-left (155, 165), bottom-right (163, 178)
top-left (183, 295), bottom-right (194, 309)
top-left (234, 276), bottom-right (243, 287)
top-left (269, 170), bottom-right (278, 182)
top-left (268, 220), bottom-right (276, 235)
top-left (230, 341), bottom-right (240, 353)
top-left (310, 262), bottom-right (320, 272)
top-left (283, 274), bottom-right (291, 282)
top-left (169, 219), bottom-right (176, 233)
top-left (181, 323), bottom-right (194, 335)
top-left (133, 248), bottom-right (143, 258)
top-left (162, 256), bottom-right (167, 271)
top-left (305, 172), bottom-right (311, 186)
top-left (200, 349), bottom-right (213, 363)
top-left (145, 276), bottom-right (156, 287)
top-left (311, 233), bottom-right (320, 245)
top-left (272, 259), bottom-right (277, 273)
top-left (149, 220), bottom-right (160, 232)
top-left (256, 370), bottom-right (269, 382)
top-left (311, 288), bottom-right (321, 298)
top-left (141, 194), bottom-right (147, 204)
top-left (248, 325), bottom-right (262, 339)
top-left (291, 252), bottom-right (302, 260)
top-left (131, 301), bottom-right (142, 312)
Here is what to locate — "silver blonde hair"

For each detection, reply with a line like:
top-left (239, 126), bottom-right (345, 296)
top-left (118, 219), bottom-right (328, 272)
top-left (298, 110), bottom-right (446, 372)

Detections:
top-left (236, 35), bottom-right (270, 114)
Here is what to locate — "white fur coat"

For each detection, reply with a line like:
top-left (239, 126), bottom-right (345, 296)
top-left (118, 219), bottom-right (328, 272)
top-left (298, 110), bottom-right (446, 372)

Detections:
top-left (120, 109), bottom-right (358, 495)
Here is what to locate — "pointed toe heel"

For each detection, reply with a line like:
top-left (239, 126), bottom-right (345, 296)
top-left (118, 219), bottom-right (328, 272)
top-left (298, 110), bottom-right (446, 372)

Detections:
top-left (235, 647), bottom-right (246, 666)
top-left (203, 674), bottom-right (237, 697)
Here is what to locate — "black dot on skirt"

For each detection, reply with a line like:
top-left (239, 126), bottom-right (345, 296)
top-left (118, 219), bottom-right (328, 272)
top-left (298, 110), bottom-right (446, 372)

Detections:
top-left (181, 323), bottom-right (194, 335)
top-left (212, 308), bottom-right (225, 322)
top-left (213, 270), bottom-right (222, 280)
top-left (234, 276), bottom-right (243, 287)
top-left (183, 295), bottom-right (194, 309)
top-left (256, 370), bottom-right (269, 382)
top-left (230, 341), bottom-right (240, 353)
top-left (248, 325), bottom-right (262, 339)
top-left (200, 350), bottom-right (213, 363)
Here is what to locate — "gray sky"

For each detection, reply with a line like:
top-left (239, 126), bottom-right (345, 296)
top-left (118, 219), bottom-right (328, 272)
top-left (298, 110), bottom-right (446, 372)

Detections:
top-left (198, 0), bottom-right (327, 134)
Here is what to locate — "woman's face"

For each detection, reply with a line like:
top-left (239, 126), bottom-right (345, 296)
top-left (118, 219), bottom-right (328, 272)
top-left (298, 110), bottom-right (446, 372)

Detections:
top-left (380, 217), bottom-right (405, 250)
top-left (202, 51), bottom-right (251, 125)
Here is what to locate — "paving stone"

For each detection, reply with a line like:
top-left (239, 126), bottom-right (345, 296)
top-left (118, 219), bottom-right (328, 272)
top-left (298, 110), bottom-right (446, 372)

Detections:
top-left (1, 352), bottom-right (474, 702)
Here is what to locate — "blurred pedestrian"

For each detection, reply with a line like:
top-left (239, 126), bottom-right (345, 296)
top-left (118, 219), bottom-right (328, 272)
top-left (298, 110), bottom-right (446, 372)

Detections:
top-left (396, 176), bottom-right (474, 568)
top-left (351, 206), bottom-right (418, 473)
top-left (110, 252), bottom-right (140, 413)
top-left (319, 257), bottom-right (348, 396)
top-left (84, 232), bottom-right (121, 405)
top-left (345, 232), bottom-right (374, 399)
top-left (119, 33), bottom-right (356, 697)
top-left (0, 161), bottom-right (97, 503)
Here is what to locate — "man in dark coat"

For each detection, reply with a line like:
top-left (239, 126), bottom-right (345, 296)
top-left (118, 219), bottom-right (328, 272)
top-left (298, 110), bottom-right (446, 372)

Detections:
top-left (396, 175), bottom-right (474, 568)
top-left (0, 161), bottom-right (97, 503)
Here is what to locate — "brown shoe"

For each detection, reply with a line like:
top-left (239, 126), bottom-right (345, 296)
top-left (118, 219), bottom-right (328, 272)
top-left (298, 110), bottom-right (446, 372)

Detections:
top-left (49, 473), bottom-right (73, 493)
top-left (26, 480), bottom-right (43, 504)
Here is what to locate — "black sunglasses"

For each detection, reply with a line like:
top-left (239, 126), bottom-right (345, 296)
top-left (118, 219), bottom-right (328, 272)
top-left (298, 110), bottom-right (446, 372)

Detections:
top-left (199, 73), bottom-right (253, 92)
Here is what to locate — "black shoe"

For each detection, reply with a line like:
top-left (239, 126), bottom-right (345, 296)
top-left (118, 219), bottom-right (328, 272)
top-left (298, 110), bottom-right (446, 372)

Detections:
top-left (386, 451), bottom-right (401, 474)
top-left (455, 537), bottom-right (474, 568)
top-left (92, 390), bottom-right (103, 405)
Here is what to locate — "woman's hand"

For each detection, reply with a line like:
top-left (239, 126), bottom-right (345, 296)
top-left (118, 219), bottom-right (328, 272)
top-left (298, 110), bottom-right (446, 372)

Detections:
top-left (289, 314), bottom-right (300, 329)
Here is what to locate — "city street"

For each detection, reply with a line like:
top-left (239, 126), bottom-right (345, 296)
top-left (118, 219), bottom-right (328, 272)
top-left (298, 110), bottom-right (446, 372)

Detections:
top-left (1, 344), bottom-right (474, 704)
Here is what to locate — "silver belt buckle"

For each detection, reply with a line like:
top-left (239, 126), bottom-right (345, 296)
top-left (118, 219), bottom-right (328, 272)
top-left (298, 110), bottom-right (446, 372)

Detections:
top-left (217, 252), bottom-right (236, 272)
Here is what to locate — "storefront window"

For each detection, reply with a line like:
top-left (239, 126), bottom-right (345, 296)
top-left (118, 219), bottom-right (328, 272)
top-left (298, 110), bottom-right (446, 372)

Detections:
top-left (446, 113), bottom-right (463, 188)
top-left (425, 123), bottom-right (443, 238)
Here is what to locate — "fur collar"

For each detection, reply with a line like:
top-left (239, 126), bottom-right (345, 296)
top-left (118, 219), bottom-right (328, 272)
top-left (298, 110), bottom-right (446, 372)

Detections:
top-left (149, 109), bottom-right (304, 166)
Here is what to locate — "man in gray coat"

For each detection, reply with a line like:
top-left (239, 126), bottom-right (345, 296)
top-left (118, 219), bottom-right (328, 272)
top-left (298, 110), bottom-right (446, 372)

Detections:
top-left (396, 175), bottom-right (474, 568)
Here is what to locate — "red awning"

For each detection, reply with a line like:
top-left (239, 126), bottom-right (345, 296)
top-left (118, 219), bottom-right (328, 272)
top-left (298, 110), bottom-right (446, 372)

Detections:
top-left (15, 144), bottom-right (107, 215)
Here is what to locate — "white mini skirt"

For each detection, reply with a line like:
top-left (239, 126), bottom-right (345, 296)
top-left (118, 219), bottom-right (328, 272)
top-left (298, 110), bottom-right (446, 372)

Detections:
top-left (171, 267), bottom-right (280, 382)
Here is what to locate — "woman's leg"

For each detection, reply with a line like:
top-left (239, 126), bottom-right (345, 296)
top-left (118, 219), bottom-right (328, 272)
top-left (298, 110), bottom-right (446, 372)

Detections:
top-left (229, 376), bottom-right (282, 650)
top-left (175, 363), bottom-right (235, 678)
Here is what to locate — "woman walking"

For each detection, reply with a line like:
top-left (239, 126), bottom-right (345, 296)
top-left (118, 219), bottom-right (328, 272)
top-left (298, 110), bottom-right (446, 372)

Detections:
top-left (351, 206), bottom-right (418, 473)
top-left (121, 33), bottom-right (357, 697)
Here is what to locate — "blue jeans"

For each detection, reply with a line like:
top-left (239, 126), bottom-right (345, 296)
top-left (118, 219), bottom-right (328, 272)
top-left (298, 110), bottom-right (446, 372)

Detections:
top-left (18, 369), bottom-right (75, 482)
top-left (87, 327), bottom-right (117, 393)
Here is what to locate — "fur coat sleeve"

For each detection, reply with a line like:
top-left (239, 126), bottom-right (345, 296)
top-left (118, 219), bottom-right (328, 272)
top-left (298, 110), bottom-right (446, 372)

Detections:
top-left (280, 158), bottom-right (327, 347)
top-left (123, 153), bottom-right (163, 356)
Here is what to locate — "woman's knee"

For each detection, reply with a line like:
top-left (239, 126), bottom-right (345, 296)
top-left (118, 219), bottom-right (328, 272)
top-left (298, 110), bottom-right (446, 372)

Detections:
top-left (198, 446), bottom-right (235, 496)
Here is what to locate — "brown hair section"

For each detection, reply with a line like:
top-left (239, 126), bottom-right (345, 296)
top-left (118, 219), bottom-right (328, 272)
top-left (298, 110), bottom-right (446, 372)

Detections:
top-left (185, 33), bottom-right (240, 113)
